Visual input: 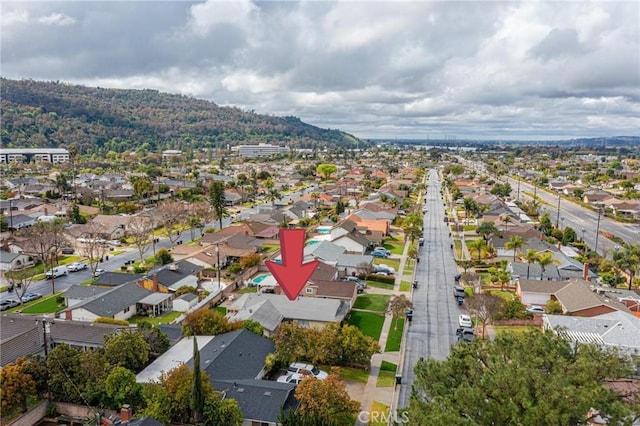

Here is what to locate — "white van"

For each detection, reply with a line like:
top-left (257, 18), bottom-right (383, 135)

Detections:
top-left (45, 266), bottom-right (69, 279)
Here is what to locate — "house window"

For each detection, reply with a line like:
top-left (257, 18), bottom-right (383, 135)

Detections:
top-left (124, 307), bottom-right (130, 313)
top-left (305, 288), bottom-right (313, 294)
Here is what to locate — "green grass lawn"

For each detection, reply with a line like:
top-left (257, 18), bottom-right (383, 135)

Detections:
top-left (399, 281), bottom-right (410, 292)
top-left (236, 286), bottom-right (257, 294)
top-left (353, 294), bottom-right (390, 312)
top-left (347, 311), bottom-right (385, 341)
top-left (384, 243), bottom-right (404, 255)
top-left (331, 366), bottom-right (370, 383)
top-left (376, 370), bottom-right (396, 387)
top-left (385, 318), bottom-right (404, 351)
top-left (369, 401), bottom-right (391, 425)
top-left (215, 306), bottom-right (228, 315)
top-left (380, 360), bottom-right (397, 372)
top-left (493, 325), bottom-right (540, 336)
top-left (128, 310), bottom-right (182, 325)
top-left (487, 290), bottom-right (516, 301)
top-left (261, 244), bottom-right (280, 253)
top-left (17, 293), bottom-right (63, 314)
top-left (373, 258), bottom-right (400, 271)
top-left (366, 281), bottom-right (394, 290)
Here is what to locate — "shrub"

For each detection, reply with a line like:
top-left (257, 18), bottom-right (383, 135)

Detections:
top-left (227, 263), bottom-right (243, 274)
top-left (155, 248), bottom-right (173, 265)
top-left (95, 317), bottom-right (129, 325)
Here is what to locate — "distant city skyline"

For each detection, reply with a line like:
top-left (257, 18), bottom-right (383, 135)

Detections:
top-left (2, 1), bottom-right (639, 140)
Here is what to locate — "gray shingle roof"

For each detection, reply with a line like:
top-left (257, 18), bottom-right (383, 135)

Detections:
top-left (211, 379), bottom-right (297, 424)
top-left (230, 293), bottom-right (349, 323)
top-left (231, 299), bottom-right (283, 332)
top-left (63, 284), bottom-right (110, 299)
top-left (70, 282), bottom-right (152, 317)
top-left (94, 272), bottom-right (144, 287)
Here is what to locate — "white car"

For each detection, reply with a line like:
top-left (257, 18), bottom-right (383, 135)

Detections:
top-left (287, 362), bottom-right (328, 380)
top-left (458, 314), bottom-right (473, 328)
top-left (277, 372), bottom-right (306, 384)
top-left (68, 262), bottom-right (88, 272)
top-left (526, 305), bottom-right (545, 313)
top-left (93, 268), bottom-right (106, 277)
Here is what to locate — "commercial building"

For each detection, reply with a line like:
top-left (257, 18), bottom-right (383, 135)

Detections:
top-left (0, 148), bottom-right (70, 164)
top-left (233, 143), bottom-right (290, 158)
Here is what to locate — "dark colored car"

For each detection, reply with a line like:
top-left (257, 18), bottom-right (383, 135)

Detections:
top-left (456, 327), bottom-right (475, 343)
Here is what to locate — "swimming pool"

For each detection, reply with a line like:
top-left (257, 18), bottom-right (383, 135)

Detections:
top-left (316, 226), bottom-right (332, 234)
top-left (252, 274), bottom-right (271, 284)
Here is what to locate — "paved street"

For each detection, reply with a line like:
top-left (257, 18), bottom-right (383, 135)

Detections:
top-left (396, 169), bottom-right (462, 408)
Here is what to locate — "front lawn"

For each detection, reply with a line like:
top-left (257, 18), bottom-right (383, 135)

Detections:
top-left (18, 293), bottom-right (63, 314)
top-left (353, 294), bottom-right (390, 312)
top-left (399, 281), bottom-right (410, 292)
top-left (385, 318), bottom-right (404, 351)
top-left (347, 311), bottom-right (384, 341)
top-left (215, 306), bottom-right (227, 315)
top-left (332, 366), bottom-right (369, 383)
top-left (376, 370), bottom-right (396, 387)
top-left (493, 325), bottom-right (540, 336)
top-left (369, 401), bottom-right (391, 425)
top-left (128, 310), bottom-right (182, 325)
top-left (365, 281), bottom-right (394, 290)
top-left (384, 243), bottom-right (404, 255)
top-left (373, 258), bottom-right (400, 271)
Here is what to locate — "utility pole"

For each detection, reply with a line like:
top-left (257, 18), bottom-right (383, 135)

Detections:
top-left (555, 192), bottom-right (561, 228)
top-left (215, 243), bottom-right (221, 291)
top-left (594, 208), bottom-right (602, 255)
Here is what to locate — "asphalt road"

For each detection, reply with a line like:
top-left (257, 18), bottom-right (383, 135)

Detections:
top-left (397, 169), bottom-right (463, 408)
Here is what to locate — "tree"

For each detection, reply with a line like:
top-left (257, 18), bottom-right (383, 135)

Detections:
top-left (538, 212), bottom-right (553, 236)
top-left (463, 197), bottom-right (479, 219)
top-left (488, 260), bottom-right (510, 291)
top-left (490, 182), bottom-right (512, 199)
top-left (78, 349), bottom-right (113, 406)
top-left (208, 180), bottom-right (228, 229)
top-left (0, 358), bottom-right (37, 414)
top-left (316, 163), bottom-right (337, 181)
top-left (104, 330), bottom-right (151, 372)
top-left (191, 338), bottom-right (204, 424)
top-left (155, 248), bottom-right (173, 265)
top-left (476, 221), bottom-right (500, 244)
top-left (79, 221), bottom-right (110, 278)
top-left (401, 213), bottom-right (423, 244)
top-left (388, 294), bottom-right (413, 331)
top-left (467, 239), bottom-right (486, 261)
top-left (183, 309), bottom-right (239, 336)
top-left (465, 294), bottom-right (503, 338)
top-left (104, 366), bottom-right (143, 410)
top-left (612, 242), bottom-right (640, 290)
top-left (131, 176), bottom-right (154, 199)
top-left (504, 235), bottom-right (524, 262)
top-left (408, 331), bottom-right (636, 425)
top-left (136, 321), bottom-right (170, 355)
top-left (17, 220), bottom-right (68, 293)
top-left (159, 200), bottom-right (188, 247)
top-left (524, 249), bottom-right (539, 280)
top-left (562, 227), bottom-right (577, 245)
top-left (200, 395), bottom-right (243, 426)
top-left (46, 344), bottom-right (83, 403)
top-left (5, 267), bottom-right (37, 305)
top-left (242, 319), bottom-right (264, 336)
top-left (128, 214), bottom-right (154, 262)
top-left (501, 214), bottom-right (512, 232)
top-left (69, 202), bottom-right (86, 224)
top-left (295, 370), bottom-right (360, 425)
top-left (536, 251), bottom-right (558, 280)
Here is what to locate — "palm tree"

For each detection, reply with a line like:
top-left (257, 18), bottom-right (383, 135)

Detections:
top-left (502, 215), bottom-right (512, 232)
top-left (467, 239), bottom-right (487, 261)
top-left (505, 236), bottom-right (525, 262)
top-left (524, 249), bottom-right (539, 280)
top-left (612, 242), bottom-right (640, 290)
top-left (536, 252), bottom-right (557, 280)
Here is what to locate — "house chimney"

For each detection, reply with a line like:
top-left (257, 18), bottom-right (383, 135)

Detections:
top-left (120, 405), bottom-right (132, 423)
top-left (583, 263), bottom-right (590, 281)
top-left (44, 207), bottom-right (48, 216)
top-left (1, 239), bottom-right (9, 252)
top-left (152, 274), bottom-right (159, 292)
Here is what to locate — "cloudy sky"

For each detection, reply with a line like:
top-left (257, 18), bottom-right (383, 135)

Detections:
top-left (2, 1), bottom-right (639, 140)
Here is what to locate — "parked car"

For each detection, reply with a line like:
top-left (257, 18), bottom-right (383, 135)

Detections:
top-left (456, 327), bottom-right (475, 343)
top-left (68, 262), bottom-right (88, 272)
top-left (45, 266), bottom-right (69, 279)
top-left (277, 372), bottom-right (306, 384)
top-left (287, 363), bottom-right (328, 380)
top-left (22, 292), bottom-right (42, 302)
top-left (1, 299), bottom-right (20, 310)
top-left (371, 250), bottom-right (388, 258)
top-left (93, 268), bottom-right (106, 277)
top-left (418, 237), bottom-right (425, 246)
top-left (60, 247), bottom-right (75, 255)
top-left (526, 305), bottom-right (545, 313)
top-left (458, 314), bottom-right (473, 328)
top-left (453, 285), bottom-right (466, 298)
top-left (374, 264), bottom-right (395, 274)
top-left (373, 247), bottom-right (391, 256)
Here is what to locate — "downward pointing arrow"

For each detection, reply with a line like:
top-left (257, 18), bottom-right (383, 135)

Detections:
top-left (265, 229), bottom-right (319, 301)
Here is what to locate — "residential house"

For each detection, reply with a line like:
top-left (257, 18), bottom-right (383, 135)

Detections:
top-left (228, 293), bottom-right (350, 329)
top-left (138, 260), bottom-right (203, 293)
top-left (172, 293), bottom-right (198, 312)
top-left (300, 240), bottom-right (373, 276)
top-left (5, 213), bottom-right (36, 230)
top-left (302, 280), bottom-right (358, 305)
top-left (544, 311), bottom-right (640, 355)
top-left (508, 261), bottom-right (561, 283)
top-left (63, 285), bottom-right (110, 308)
top-left (64, 281), bottom-right (154, 322)
top-left (93, 272), bottom-right (144, 287)
top-left (136, 331), bottom-right (296, 425)
top-left (598, 288), bottom-right (640, 316)
top-left (516, 279), bottom-right (574, 306)
top-left (552, 278), bottom-right (632, 317)
top-left (0, 250), bottom-right (35, 275)
top-left (329, 220), bottom-right (370, 254)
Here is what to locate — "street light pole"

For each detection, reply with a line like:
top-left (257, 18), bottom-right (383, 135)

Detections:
top-left (215, 243), bottom-right (221, 290)
top-left (594, 208), bottom-right (602, 255)
top-left (555, 192), bottom-right (561, 229)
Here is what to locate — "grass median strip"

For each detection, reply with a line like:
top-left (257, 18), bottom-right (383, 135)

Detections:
top-left (384, 318), bottom-right (404, 351)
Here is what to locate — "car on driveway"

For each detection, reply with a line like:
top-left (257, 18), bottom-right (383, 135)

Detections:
top-left (22, 292), bottom-right (42, 302)
top-left (93, 268), bottom-right (106, 277)
top-left (526, 305), bottom-right (545, 313)
top-left (458, 314), bottom-right (473, 328)
top-left (371, 250), bottom-right (388, 258)
top-left (68, 262), bottom-right (88, 272)
top-left (373, 247), bottom-right (391, 256)
top-left (287, 362), bottom-right (328, 380)
top-left (277, 372), bottom-right (306, 385)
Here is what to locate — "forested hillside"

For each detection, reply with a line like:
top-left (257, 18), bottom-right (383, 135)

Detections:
top-left (1, 78), bottom-right (362, 154)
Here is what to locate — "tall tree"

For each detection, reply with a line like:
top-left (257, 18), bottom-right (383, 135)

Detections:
top-left (388, 294), bottom-right (413, 331)
top-left (408, 331), bottom-right (636, 425)
top-left (79, 221), bottom-right (110, 278)
top-left (17, 220), bottom-right (68, 294)
top-left (0, 357), bottom-right (37, 414)
top-left (467, 239), bottom-right (486, 261)
top-left (316, 163), bottom-right (337, 181)
top-left (612, 242), bottom-right (640, 290)
top-left (128, 214), bottom-right (154, 262)
top-left (401, 213), bottom-right (423, 244)
top-left (505, 235), bottom-right (524, 262)
top-left (191, 338), bottom-right (204, 424)
top-left (465, 294), bottom-right (503, 338)
top-left (103, 330), bottom-right (151, 373)
top-left (295, 370), bottom-right (360, 425)
top-left (536, 251), bottom-right (558, 280)
top-left (158, 200), bottom-right (188, 247)
top-left (524, 249), bottom-right (539, 280)
top-left (208, 180), bottom-right (228, 229)
top-left (476, 221), bottom-right (500, 244)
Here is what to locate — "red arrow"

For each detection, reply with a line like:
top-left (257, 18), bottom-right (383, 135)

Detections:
top-left (265, 229), bottom-right (319, 301)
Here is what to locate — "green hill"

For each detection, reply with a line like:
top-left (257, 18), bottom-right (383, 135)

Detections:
top-left (0, 78), bottom-right (363, 154)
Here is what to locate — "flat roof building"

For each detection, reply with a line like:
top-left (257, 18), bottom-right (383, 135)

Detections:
top-left (233, 143), bottom-right (290, 158)
top-left (0, 148), bottom-right (70, 164)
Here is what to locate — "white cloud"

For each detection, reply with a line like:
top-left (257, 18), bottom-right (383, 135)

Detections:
top-left (37, 12), bottom-right (76, 26)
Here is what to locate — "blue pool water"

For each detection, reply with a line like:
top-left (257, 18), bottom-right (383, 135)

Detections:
top-left (252, 274), bottom-right (272, 284)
